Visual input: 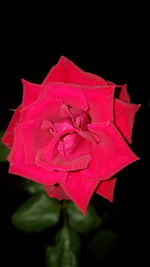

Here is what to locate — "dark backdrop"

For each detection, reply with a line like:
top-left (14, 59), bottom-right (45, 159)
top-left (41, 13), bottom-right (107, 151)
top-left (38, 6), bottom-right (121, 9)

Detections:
top-left (0, 11), bottom-right (148, 267)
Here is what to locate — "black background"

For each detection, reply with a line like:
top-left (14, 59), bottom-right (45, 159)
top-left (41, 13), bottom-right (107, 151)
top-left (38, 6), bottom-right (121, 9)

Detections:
top-left (0, 6), bottom-right (149, 267)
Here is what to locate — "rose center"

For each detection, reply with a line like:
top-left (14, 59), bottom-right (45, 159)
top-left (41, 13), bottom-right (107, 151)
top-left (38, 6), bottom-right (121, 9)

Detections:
top-left (41, 105), bottom-right (100, 159)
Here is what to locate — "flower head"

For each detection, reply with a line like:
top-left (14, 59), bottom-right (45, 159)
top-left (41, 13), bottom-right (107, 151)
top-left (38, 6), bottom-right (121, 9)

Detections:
top-left (2, 56), bottom-right (140, 213)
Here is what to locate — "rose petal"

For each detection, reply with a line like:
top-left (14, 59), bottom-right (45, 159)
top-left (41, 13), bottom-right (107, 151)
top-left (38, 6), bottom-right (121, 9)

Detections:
top-left (44, 184), bottom-right (70, 200)
top-left (21, 79), bottom-right (42, 108)
top-left (108, 82), bottom-right (130, 103)
top-left (66, 106), bottom-right (90, 130)
top-left (119, 84), bottom-right (130, 102)
top-left (114, 99), bottom-right (141, 143)
top-left (19, 119), bottom-right (53, 164)
top-left (42, 56), bottom-right (107, 86)
top-left (82, 85), bottom-right (115, 122)
top-left (8, 126), bottom-right (67, 185)
top-left (107, 80), bottom-right (115, 86)
top-left (57, 133), bottom-right (91, 160)
top-left (53, 118), bottom-right (74, 133)
top-left (2, 105), bottom-right (22, 149)
top-left (61, 171), bottom-right (100, 214)
top-left (37, 138), bottom-right (91, 172)
top-left (96, 177), bottom-right (117, 202)
top-left (81, 121), bottom-right (139, 180)
top-left (41, 82), bottom-right (88, 111)
top-left (20, 97), bottom-right (62, 123)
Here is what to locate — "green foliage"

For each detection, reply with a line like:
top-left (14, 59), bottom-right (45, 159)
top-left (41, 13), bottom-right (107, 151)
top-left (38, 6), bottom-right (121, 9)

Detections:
top-left (0, 131), bottom-right (9, 162)
top-left (11, 193), bottom-right (61, 232)
top-left (10, 177), bottom-right (110, 267)
top-left (22, 180), bottom-right (44, 195)
top-left (46, 227), bottom-right (80, 267)
top-left (66, 201), bottom-right (102, 233)
top-left (89, 229), bottom-right (117, 263)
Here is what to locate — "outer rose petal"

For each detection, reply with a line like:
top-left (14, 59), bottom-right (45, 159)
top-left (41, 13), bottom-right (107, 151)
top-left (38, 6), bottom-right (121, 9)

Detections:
top-left (119, 84), bottom-right (130, 102)
top-left (44, 184), bottom-right (70, 200)
top-left (42, 56), bottom-right (107, 86)
top-left (40, 83), bottom-right (88, 111)
top-left (8, 126), bottom-right (67, 185)
top-left (21, 79), bottom-right (42, 108)
top-left (2, 80), bottom-right (42, 148)
top-left (96, 178), bottom-right (117, 202)
top-left (19, 119), bottom-right (53, 164)
top-left (107, 80), bottom-right (115, 86)
top-left (82, 85), bottom-right (115, 122)
top-left (20, 97), bottom-right (62, 123)
top-left (107, 82), bottom-right (130, 103)
top-left (2, 105), bottom-right (22, 149)
top-left (81, 121), bottom-right (139, 180)
top-left (115, 99), bottom-right (141, 143)
top-left (61, 171), bottom-right (100, 214)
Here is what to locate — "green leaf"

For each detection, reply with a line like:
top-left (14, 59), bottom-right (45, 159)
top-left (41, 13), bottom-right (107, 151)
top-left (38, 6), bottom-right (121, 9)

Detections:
top-left (46, 227), bottom-right (80, 267)
top-left (11, 193), bottom-right (61, 232)
top-left (22, 180), bottom-right (44, 195)
top-left (89, 229), bottom-right (117, 263)
top-left (66, 201), bottom-right (102, 233)
top-left (0, 131), bottom-right (9, 162)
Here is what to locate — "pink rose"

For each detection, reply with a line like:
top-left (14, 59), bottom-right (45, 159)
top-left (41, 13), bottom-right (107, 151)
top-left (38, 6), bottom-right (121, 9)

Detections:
top-left (2, 56), bottom-right (140, 213)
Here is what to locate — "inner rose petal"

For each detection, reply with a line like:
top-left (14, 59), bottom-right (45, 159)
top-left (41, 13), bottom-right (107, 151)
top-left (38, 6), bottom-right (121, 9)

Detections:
top-left (65, 106), bottom-right (90, 130)
top-left (53, 118), bottom-right (74, 133)
top-left (39, 105), bottom-right (100, 171)
top-left (57, 133), bottom-right (92, 160)
top-left (37, 139), bottom-right (92, 172)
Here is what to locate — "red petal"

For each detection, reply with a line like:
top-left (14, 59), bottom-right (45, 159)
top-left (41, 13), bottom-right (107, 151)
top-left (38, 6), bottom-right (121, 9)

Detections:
top-left (20, 97), bottom-right (62, 123)
top-left (107, 80), bottom-right (115, 86)
top-left (21, 79), bottom-right (42, 108)
top-left (114, 99), bottom-right (141, 143)
top-left (82, 85), bottom-right (115, 122)
top-left (37, 138), bottom-right (91, 172)
top-left (57, 133), bottom-right (92, 160)
top-left (44, 184), bottom-right (70, 200)
top-left (19, 119), bottom-right (53, 164)
top-left (8, 126), bottom-right (67, 185)
top-left (2, 105), bottom-right (22, 149)
top-left (82, 121), bottom-right (139, 180)
top-left (2, 81), bottom-right (42, 149)
top-left (96, 177), bottom-right (117, 202)
top-left (119, 84), bottom-right (130, 102)
top-left (61, 171), bottom-right (100, 214)
top-left (41, 82), bottom-right (88, 111)
top-left (42, 56), bottom-right (107, 86)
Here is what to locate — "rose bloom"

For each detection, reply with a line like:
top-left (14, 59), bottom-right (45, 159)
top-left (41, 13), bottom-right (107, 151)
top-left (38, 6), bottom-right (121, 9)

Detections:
top-left (2, 56), bottom-right (140, 213)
